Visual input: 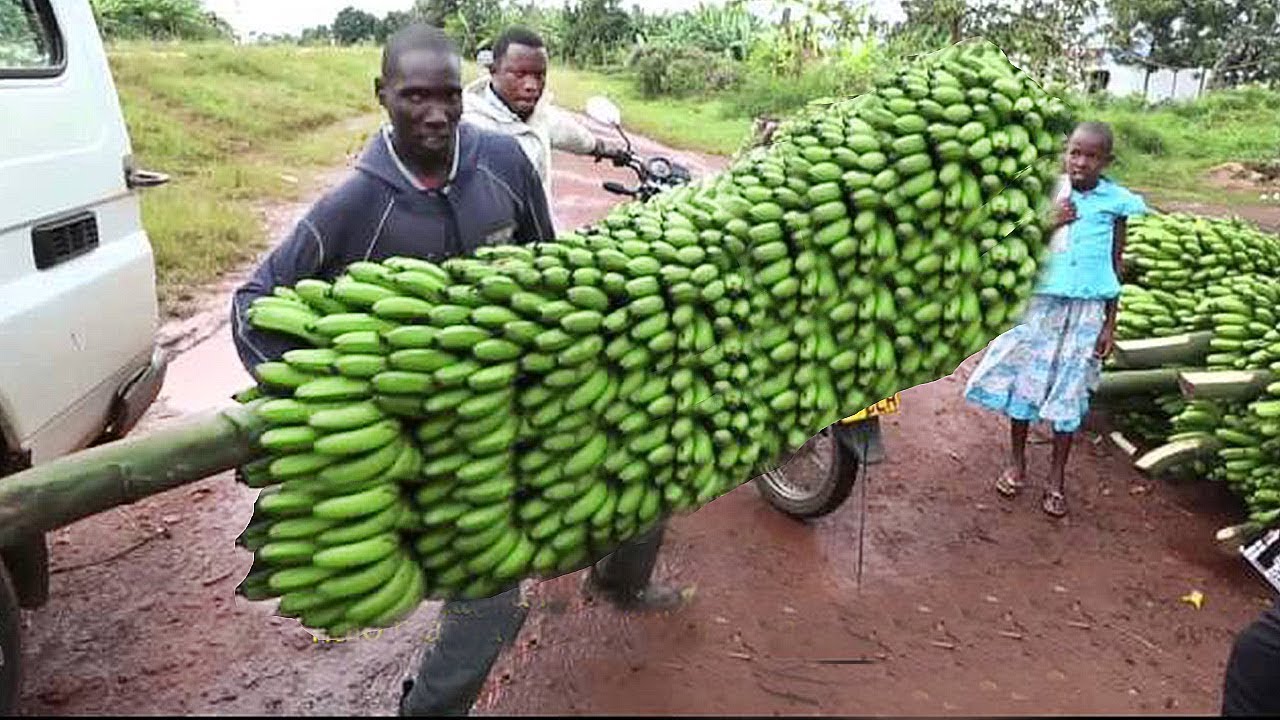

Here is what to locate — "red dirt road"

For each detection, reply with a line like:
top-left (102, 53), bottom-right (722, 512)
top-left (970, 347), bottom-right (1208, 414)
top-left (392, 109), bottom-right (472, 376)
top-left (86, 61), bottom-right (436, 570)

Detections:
top-left (475, 363), bottom-right (1275, 716)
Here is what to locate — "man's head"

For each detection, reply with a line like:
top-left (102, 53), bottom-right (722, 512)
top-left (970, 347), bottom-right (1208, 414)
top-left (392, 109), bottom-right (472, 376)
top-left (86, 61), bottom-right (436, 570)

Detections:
top-left (376, 23), bottom-right (463, 166)
top-left (1064, 121), bottom-right (1114, 190)
top-left (490, 26), bottom-right (548, 120)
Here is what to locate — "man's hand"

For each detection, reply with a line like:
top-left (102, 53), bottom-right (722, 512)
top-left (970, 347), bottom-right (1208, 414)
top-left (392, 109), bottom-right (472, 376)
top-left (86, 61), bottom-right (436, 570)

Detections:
top-left (1094, 323), bottom-right (1115, 360)
top-left (592, 140), bottom-right (626, 163)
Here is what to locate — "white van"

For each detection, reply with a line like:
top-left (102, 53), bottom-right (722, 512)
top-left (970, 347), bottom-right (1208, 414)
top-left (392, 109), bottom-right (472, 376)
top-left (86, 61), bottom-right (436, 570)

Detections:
top-left (1, 0), bottom-right (169, 711)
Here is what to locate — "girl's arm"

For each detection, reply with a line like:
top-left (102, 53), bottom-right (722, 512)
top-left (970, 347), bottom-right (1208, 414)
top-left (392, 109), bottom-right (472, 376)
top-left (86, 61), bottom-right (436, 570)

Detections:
top-left (1096, 218), bottom-right (1127, 358)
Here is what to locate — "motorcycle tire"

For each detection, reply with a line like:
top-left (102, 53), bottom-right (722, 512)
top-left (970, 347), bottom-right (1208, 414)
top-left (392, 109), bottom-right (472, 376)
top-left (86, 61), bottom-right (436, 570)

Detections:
top-left (753, 424), bottom-right (861, 520)
top-left (0, 560), bottom-right (21, 716)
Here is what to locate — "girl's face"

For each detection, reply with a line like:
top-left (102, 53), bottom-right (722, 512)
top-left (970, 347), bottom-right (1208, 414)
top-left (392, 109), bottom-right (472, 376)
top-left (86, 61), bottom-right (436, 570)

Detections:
top-left (1063, 131), bottom-right (1111, 189)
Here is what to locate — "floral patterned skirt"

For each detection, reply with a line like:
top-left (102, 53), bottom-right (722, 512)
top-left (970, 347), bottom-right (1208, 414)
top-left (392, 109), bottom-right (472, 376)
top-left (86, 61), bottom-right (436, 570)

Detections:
top-left (963, 294), bottom-right (1108, 434)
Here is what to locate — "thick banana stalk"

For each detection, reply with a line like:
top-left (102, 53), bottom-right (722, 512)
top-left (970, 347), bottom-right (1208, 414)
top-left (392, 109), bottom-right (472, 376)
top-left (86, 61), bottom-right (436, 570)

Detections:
top-left (1094, 368), bottom-right (1183, 399)
top-left (1111, 331), bottom-right (1213, 370)
top-left (0, 402), bottom-right (267, 547)
top-left (1134, 435), bottom-right (1223, 476)
top-left (1177, 370), bottom-right (1275, 401)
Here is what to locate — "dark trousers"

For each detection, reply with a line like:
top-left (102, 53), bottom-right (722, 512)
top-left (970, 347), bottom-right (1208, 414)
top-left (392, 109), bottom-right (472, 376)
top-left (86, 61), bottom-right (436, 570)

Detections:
top-left (399, 522), bottom-right (665, 716)
top-left (1222, 605), bottom-right (1280, 716)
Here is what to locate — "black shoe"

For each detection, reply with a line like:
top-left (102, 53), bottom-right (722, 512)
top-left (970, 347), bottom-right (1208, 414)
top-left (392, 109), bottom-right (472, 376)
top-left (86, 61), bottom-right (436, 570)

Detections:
top-left (582, 572), bottom-right (685, 611)
top-left (614, 583), bottom-right (685, 611)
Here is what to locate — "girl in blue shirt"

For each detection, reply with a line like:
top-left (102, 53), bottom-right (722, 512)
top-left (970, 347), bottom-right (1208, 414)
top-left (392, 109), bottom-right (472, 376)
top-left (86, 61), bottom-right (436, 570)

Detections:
top-left (964, 122), bottom-right (1148, 518)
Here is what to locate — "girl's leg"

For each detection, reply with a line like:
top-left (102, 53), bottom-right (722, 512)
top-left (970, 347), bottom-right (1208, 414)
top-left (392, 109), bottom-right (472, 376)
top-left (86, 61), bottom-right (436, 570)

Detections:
top-left (1043, 430), bottom-right (1074, 517)
top-left (995, 419), bottom-right (1030, 497)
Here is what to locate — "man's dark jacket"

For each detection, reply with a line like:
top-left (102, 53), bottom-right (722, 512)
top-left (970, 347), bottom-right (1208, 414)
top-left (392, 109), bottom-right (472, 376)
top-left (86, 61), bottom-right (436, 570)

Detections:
top-left (230, 122), bottom-right (555, 371)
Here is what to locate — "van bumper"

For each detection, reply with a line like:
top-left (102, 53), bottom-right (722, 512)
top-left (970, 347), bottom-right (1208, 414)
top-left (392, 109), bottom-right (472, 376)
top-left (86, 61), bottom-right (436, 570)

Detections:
top-left (96, 345), bottom-right (168, 444)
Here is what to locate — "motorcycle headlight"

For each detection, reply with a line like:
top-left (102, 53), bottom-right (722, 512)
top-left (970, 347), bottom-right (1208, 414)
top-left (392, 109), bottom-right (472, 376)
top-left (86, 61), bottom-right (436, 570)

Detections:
top-left (647, 158), bottom-right (672, 179)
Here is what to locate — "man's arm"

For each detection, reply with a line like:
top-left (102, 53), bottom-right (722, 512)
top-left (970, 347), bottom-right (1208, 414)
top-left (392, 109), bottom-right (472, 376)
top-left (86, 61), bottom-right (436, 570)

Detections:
top-left (546, 106), bottom-right (604, 157)
top-left (229, 214), bottom-right (329, 374)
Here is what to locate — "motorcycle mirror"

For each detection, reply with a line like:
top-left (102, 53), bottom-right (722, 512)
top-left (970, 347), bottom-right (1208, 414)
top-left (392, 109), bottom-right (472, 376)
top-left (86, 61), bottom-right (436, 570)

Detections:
top-left (585, 96), bottom-right (622, 127)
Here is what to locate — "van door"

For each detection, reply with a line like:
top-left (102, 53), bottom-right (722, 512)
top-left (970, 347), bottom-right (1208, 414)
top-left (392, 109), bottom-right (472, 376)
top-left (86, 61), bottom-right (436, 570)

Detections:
top-left (0, 0), bottom-right (161, 462)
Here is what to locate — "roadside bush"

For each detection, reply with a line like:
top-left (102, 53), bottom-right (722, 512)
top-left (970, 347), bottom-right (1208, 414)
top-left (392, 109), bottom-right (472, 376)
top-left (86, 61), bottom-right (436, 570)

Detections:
top-left (1110, 116), bottom-right (1166, 156)
top-left (629, 43), bottom-right (741, 98)
top-left (721, 45), bottom-right (884, 119)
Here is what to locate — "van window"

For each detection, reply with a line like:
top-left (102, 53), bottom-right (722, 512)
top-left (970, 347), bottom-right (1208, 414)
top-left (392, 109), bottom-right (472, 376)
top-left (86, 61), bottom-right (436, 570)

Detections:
top-left (0, 0), bottom-right (63, 76)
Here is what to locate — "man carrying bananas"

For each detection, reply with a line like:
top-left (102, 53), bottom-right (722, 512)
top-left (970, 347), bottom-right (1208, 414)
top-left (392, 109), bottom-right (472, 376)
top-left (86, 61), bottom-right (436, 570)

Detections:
top-left (229, 23), bottom-right (685, 718)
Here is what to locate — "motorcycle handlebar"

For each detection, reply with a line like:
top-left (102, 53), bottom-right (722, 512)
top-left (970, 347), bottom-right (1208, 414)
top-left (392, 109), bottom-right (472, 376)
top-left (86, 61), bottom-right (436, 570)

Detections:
top-left (602, 181), bottom-right (636, 197)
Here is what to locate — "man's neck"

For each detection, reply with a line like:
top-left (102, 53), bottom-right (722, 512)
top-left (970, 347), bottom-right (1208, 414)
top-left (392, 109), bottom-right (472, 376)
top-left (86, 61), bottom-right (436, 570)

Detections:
top-left (391, 133), bottom-right (453, 186)
top-left (490, 82), bottom-right (533, 122)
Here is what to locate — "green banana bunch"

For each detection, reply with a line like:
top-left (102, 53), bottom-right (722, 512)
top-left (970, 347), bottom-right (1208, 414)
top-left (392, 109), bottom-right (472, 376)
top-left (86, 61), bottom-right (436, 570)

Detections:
top-left (233, 38), bottom-right (1072, 639)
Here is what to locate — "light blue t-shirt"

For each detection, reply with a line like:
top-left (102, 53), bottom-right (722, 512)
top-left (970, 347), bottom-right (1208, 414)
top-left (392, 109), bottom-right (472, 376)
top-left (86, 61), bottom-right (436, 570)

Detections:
top-left (1035, 176), bottom-right (1148, 300)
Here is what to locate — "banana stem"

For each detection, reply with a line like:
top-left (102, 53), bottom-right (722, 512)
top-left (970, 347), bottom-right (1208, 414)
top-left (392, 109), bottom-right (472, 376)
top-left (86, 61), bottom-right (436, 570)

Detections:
top-left (1134, 435), bottom-right (1222, 477)
top-left (1112, 331), bottom-right (1213, 370)
top-left (1096, 368), bottom-right (1183, 399)
top-left (1178, 370), bottom-right (1275, 401)
top-left (0, 402), bottom-right (267, 547)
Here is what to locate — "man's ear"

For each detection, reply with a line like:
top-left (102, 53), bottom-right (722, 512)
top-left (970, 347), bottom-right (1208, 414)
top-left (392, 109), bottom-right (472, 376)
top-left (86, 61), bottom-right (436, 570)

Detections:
top-left (374, 76), bottom-right (385, 106)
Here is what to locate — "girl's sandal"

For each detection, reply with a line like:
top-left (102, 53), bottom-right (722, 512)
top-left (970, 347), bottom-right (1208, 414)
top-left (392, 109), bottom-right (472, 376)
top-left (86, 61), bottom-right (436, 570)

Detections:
top-left (1042, 490), bottom-right (1067, 518)
top-left (994, 468), bottom-right (1024, 498)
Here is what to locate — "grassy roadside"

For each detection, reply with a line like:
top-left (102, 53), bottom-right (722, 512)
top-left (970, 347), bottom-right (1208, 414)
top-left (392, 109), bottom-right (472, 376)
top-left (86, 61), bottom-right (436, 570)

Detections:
top-left (548, 66), bottom-right (752, 157)
top-left (108, 41), bottom-right (388, 316)
top-left (1091, 88), bottom-right (1280, 208)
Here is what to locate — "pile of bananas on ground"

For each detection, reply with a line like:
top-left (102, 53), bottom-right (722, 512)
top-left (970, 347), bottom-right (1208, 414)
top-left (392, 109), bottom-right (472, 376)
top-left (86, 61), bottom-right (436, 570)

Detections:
top-left (233, 38), bottom-right (1072, 639)
top-left (1100, 213), bottom-right (1280, 532)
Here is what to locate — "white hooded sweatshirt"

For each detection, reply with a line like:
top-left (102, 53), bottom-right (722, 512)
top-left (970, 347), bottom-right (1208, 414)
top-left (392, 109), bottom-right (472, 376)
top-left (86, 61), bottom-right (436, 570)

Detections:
top-left (461, 76), bottom-right (600, 200)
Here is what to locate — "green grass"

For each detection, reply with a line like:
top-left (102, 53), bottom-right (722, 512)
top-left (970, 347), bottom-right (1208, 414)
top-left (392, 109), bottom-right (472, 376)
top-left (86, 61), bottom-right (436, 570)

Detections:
top-left (108, 41), bottom-right (390, 315)
top-left (548, 66), bottom-right (753, 156)
top-left (1074, 89), bottom-right (1280, 206)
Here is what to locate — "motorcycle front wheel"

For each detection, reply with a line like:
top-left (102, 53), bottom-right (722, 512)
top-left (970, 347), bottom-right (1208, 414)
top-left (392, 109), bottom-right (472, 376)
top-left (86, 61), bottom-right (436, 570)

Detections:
top-left (753, 425), bottom-right (860, 520)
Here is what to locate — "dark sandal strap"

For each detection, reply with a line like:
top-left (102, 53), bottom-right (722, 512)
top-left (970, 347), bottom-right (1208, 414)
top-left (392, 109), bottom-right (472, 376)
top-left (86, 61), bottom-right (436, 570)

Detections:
top-left (1042, 490), bottom-right (1067, 517)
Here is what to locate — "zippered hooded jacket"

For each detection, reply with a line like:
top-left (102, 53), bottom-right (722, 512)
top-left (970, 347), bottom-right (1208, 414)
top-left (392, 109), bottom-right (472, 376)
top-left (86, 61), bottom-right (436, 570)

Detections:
top-left (230, 122), bottom-right (554, 372)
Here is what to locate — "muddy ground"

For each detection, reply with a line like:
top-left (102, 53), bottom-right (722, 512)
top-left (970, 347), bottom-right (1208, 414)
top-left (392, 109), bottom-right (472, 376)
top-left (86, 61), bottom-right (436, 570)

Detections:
top-left (15, 116), bottom-right (1278, 716)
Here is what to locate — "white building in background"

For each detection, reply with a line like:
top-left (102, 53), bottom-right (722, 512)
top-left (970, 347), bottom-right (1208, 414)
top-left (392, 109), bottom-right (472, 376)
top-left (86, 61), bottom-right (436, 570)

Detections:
top-left (1080, 46), bottom-right (1215, 103)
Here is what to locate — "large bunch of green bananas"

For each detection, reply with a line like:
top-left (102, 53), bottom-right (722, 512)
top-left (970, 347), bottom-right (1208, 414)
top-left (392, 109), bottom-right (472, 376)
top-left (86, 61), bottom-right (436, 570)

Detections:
top-left (1115, 213), bottom-right (1280, 341)
top-left (1104, 214), bottom-right (1280, 531)
top-left (232, 38), bottom-right (1071, 639)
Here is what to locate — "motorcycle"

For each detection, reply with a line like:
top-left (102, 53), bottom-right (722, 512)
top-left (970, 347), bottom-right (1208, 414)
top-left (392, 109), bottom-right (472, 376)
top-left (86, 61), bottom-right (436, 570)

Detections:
top-left (584, 96), bottom-right (693, 203)
top-left (582, 96), bottom-right (892, 521)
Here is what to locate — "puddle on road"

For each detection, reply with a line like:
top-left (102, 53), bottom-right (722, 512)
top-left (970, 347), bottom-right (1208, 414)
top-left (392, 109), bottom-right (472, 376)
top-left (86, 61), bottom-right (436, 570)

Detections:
top-left (157, 324), bottom-right (254, 417)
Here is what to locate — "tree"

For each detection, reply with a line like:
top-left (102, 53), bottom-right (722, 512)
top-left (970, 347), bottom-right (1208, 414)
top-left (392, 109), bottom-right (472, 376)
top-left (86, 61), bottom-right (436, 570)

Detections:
top-left (1193, 0), bottom-right (1280, 88)
top-left (300, 24), bottom-right (333, 46)
top-left (1106, 0), bottom-right (1194, 96)
top-left (559, 0), bottom-right (633, 66)
top-left (1105, 0), bottom-right (1280, 90)
top-left (892, 0), bottom-right (1100, 86)
top-left (412, 0), bottom-right (458, 27)
top-left (443, 0), bottom-right (506, 56)
top-left (332, 6), bottom-right (380, 45)
top-left (89, 0), bottom-right (235, 40)
top-left (377, 10), bottom-right (414, 42)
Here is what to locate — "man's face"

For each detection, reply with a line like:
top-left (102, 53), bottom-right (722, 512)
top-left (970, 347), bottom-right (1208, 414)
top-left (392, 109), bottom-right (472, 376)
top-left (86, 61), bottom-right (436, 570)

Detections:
top-left (492, 43), bottom-right (547, 119)
top-left (377, 48), bottom-right (463, 161)
top-left (1063, 130), bottom-right (1110, 189)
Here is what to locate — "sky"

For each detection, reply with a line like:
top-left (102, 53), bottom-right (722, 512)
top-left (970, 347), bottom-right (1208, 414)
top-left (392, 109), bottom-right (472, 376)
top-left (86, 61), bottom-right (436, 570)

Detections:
top-left (201, 0), bottom-right (907, 38)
